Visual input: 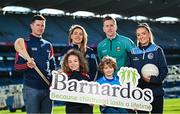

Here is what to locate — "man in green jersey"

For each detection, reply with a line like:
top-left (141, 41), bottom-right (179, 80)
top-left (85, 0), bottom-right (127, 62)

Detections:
top-left (97, 16), bottom-right (135, 74)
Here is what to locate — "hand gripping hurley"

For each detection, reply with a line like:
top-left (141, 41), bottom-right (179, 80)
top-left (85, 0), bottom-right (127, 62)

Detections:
top-left (14, 38), bottom-right (50, 86)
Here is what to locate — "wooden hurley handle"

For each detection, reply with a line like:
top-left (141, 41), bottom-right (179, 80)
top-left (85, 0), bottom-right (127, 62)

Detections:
top-left (34, 66), bottom-right (50, 85)
top-left (14, 38), bottom-right (50, 85)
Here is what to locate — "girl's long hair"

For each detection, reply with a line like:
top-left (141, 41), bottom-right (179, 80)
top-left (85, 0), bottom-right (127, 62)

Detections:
top-left (61, 49), bottom-right (89, 74)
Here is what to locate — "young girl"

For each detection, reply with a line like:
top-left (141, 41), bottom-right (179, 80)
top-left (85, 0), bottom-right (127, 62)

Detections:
top-left (97, 56), bottom-right (127, 114)
top-left (127, 23), bottom-right (168, 114)
top-left (60, 49), bottom-right (93, 114)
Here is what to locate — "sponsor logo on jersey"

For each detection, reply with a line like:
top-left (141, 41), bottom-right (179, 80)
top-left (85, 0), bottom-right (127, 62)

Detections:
top-left (133, 57), bottom-right (139, 61)
top-left (116, 47), bottom-right (120, 52)
top-left (148, 53), bottom-right (154, 59)
top-left (31, 47), bottom-right (37, 51)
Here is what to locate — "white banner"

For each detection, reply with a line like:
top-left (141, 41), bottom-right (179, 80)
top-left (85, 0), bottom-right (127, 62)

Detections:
top-left (50, 67), bottom-right (153, 111)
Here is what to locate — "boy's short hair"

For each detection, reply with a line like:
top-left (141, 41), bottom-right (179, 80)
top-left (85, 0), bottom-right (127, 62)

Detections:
top-left (99, 56), bottom-right (117, 73)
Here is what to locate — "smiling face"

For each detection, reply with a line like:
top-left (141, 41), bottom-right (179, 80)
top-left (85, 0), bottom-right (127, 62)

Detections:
top-left (103, 64), bottom-right (114, 78)
top-left (67, 55), bottom-right (80, 72)
top-left (103, 20), bottom-right (117, 39)
top-left (71, 28), bottom-right (84, 46)
top-left (31, 20), bottom-right (45, 37)
top-left (136, 27), bottom-right (150, 46)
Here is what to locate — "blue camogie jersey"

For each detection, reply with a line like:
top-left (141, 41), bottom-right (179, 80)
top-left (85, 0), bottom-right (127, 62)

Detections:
top-left (127, 43), bottom-right (168, 96)
top-left (97, 75), bottom-right (120, 85)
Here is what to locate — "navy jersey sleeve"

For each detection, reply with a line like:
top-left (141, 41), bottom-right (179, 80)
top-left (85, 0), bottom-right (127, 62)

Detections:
top-left (58, 47), bottom-right (71, 67)
top-left (126, 52), bottom-right (133, 67)
top-left (150, 48), bottom-right (168, 84)
top-left (49, 45), bottom-right (56, 71)
top-left (86, 48), bottom-right (98, 81)
top-left (14, 52), bottom-right (29, 70)
top-left (14, 40), bottom-right (29, 70)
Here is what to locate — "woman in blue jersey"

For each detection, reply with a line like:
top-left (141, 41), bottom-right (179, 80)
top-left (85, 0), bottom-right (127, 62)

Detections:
top-left (97, 56), bottom-right (127, 114)
top-left (59, 25), bottom-right (98, 81)
top-left (127, 23), bottom-right (168, 114)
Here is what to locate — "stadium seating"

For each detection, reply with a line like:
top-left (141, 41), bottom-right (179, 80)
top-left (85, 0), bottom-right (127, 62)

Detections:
top-left (0, 13), bottom-right (180, 48)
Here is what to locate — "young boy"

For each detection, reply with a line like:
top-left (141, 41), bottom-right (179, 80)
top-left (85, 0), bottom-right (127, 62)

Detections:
top-left (97, 56), bottom-right (127, 114)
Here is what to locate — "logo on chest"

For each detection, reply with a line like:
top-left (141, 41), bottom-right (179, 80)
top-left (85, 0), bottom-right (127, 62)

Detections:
top-left (31, 47), bottom-right (38, 51)
top-left (116, 47), bottom-right (120, 52)
top-left (133, 57), bottom-right (139, 61)
top-left (147, 53), bottom-right (154, 59)
top-left (102, 49), bottom-right (108, 54)
top-left (47, 50), bottom-right (50, 53)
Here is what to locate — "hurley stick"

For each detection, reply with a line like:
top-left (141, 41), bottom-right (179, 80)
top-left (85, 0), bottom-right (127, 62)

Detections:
top-left (14, 38), bottom-right (50, 85)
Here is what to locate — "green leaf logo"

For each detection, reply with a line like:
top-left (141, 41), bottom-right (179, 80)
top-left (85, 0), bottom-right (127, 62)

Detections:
top-left (117, 67), bottom-right (140, 86)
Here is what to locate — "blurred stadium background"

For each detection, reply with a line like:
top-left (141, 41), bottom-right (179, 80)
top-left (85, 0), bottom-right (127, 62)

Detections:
top-left (0, 0), bottom-right (180, 112)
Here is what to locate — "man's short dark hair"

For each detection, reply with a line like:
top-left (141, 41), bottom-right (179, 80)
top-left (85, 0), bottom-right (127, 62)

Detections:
top-left (103, 16), bottom-right (117, 25)
top-left (32, 15), bottom-right (46, 23)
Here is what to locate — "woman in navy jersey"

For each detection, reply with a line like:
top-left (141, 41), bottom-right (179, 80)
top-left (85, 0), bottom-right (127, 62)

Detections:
top-left (127, 23), bottom-right (168, 114)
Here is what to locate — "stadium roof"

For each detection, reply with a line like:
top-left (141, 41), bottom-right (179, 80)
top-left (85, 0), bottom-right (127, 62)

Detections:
top-left (0, 0), bottom-right (180, 19)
